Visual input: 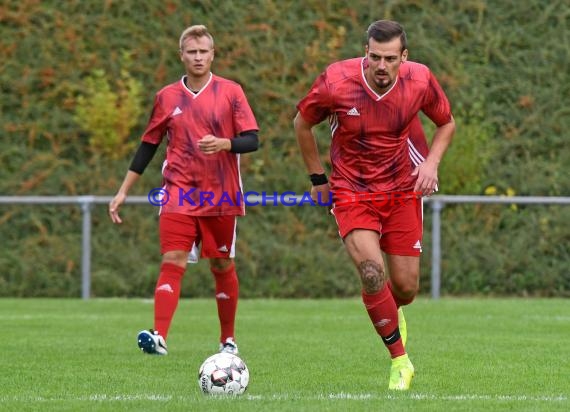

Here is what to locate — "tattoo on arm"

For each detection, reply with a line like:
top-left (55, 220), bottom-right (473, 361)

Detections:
top-left (357, 259), bottom-right (385, 294)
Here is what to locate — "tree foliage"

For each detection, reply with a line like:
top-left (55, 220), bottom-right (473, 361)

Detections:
top-left (74, 59), bottom-right (144, 160)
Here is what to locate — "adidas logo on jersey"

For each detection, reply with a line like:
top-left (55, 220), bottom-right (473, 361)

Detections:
top-left (217, 245), bottom-right (229, 253)
top-left (347, 107), bottom-right (360, 116)
top-left (172, 106), bottom-right (183, 116)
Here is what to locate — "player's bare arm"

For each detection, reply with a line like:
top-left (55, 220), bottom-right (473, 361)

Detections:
top-left (293, 112), bottom-right (331, 204)
top-left (109, 170), bottom-right (141, 224)
top-left (413, 116), bottom-right (456, 196)
top-left (293, 112), bottom-right (325, 175)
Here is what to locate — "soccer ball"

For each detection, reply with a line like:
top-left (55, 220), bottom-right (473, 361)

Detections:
top-left (198, 352), bottom-right (249, 395)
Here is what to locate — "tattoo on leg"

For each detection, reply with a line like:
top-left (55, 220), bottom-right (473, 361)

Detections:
top-left (357, 260), bottom-right (385, 294)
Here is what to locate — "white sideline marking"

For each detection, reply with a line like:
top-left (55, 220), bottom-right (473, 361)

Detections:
top-left (404, 393), bottom-right (568, 402)
top-left (324, 393), bottom-right (568, 402)
top-left (0, 394), bottom-right (173, 402)
top-left (251, 393), bottom-right (569, 402)
top-left (2, 393), bottom-right (567, 403)
top-left (88, 394), bottom-right (172, 401)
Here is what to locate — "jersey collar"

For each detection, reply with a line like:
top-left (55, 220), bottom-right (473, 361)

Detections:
top-left (180, 72), bottom-right (213, 98)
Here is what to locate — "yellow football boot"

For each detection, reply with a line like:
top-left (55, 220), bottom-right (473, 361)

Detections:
top-left (388, 354), bottom-right (415, 390)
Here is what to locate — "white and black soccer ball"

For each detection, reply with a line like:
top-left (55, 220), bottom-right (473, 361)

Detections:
top-left (198, 352), bottom-right (249, 395)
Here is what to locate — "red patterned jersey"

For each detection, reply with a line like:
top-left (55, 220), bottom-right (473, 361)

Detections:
top-left (141, 74), bottom-right (258, 216)
top-left (297, 58), bottom-right (451, 194)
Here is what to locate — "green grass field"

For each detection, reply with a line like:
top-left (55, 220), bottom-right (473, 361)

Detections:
top-left (0, 298), bottom-right (568, 411)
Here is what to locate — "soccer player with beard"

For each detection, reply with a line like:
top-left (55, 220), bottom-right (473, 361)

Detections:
top-left (109, 25), bottom-right (259, 356)
top-left (294, 20), bottom-right (455, 390)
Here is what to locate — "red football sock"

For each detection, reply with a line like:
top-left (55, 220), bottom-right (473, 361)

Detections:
top-left (362, 285), bottom-right (405, 358)
top-left (387, 281), bottom-right (415, 307)
top-left (211, 263), bottom-right (239, 343)
top-left (154, 262), bottom-right (185, 339)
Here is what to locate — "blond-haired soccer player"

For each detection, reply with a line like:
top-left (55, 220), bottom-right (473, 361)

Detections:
top-left (109, 25), bottom-right (259, 356)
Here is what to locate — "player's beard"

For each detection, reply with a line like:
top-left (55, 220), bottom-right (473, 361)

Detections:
top-left (365, 67), bottom-right (393, 94)
top-left (374, 71), bottom-right (392, 90)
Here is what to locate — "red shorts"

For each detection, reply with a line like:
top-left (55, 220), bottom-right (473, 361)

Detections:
top-left (331, 197), bottom-right (423, 256)
top-left (159, 213), bottom-right (237, 258)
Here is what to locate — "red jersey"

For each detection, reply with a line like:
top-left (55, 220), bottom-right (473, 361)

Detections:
top-left (141, 74), bottom-right (259, 216)
top-left (297, 58), bottom-right (452, 194)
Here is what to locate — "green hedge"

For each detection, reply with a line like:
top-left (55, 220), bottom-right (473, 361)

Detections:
top-left (1, 0), bottom-right (568, 297)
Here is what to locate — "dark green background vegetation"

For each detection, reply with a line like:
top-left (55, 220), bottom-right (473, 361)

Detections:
top-left (1, 0), bottom-right (568, 297)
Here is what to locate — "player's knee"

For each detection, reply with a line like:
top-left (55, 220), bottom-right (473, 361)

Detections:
top-left (394, 281), bottom-right (419, 301)
top-left (162, 250), bottom-right (188, 268)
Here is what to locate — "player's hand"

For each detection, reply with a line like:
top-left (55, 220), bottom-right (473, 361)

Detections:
top-left (109, 193), bottom-right (127, 224)
top-left (310, 183), bottom-right (331, 206)
top-left (412, 161), bottom-right (439, 197)
top-left (198, 134), bottom-right (231, 154)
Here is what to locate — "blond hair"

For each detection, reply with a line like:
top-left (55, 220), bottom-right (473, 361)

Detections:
top-left (179, 25), bottom-right (214, 50)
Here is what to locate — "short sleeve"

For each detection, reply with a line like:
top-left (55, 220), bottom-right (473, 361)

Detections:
top-left (421, 71), bottom-right (453, 127)
top-left (141, 93), bottom-right (169, 144)
top-left (232, 85), bottom-right (259, 133)
top-left (296, 71), bottom-right (333, 125)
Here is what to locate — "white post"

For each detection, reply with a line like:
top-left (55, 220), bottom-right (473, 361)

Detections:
top-left (79, 197), bottom-right (94, 300)
top-left (431, 199), bottom-right (444, 299)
